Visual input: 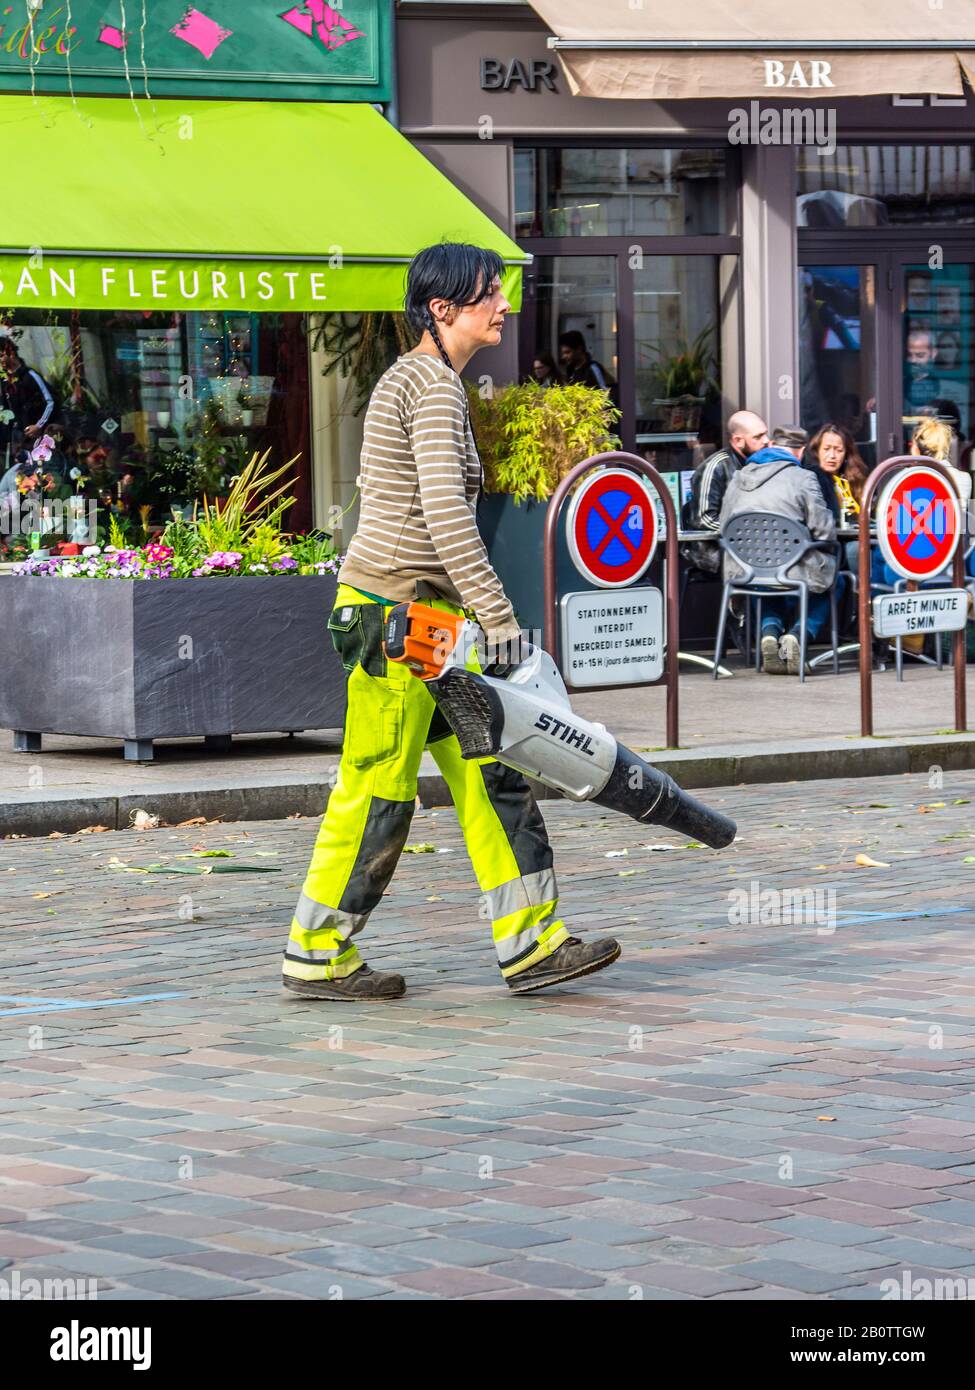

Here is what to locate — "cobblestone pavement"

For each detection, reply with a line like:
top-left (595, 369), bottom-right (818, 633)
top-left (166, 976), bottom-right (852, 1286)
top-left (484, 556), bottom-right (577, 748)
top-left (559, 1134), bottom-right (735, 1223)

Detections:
top-left (2, 769), bottom-right (975, 1301)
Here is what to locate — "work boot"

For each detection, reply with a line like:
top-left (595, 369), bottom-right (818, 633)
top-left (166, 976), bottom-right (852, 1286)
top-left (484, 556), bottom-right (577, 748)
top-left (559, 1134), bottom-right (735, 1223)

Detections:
top-left (761, 634), bottom-right (787, 674)
top-left (780, 633), bottom-right (803, 676)
top-left (283, 964), bottom-right (406, 1001)
top-left (506, 935), bottom-right (621, 995)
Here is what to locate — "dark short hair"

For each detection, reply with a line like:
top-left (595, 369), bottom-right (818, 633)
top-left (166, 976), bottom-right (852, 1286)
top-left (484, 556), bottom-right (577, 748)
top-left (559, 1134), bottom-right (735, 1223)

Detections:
top-left (558, 330), bottom-right (586, 352)
top-left (771, 425), bottom-right (808, 449)
top-left (403, 242), bottom-right (504, 338)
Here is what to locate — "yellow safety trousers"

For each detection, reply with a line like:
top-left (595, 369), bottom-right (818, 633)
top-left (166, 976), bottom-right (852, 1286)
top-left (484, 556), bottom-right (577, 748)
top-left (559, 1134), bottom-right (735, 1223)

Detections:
top-left (282, 586), bottom-right (568, 982)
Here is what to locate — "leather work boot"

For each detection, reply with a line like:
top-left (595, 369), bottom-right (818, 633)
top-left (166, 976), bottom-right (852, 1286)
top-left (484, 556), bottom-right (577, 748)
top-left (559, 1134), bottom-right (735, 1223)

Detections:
top-left (507, 935), bottom-right (621, 995)
top-left (283, 964), bottom-right (406, 1001)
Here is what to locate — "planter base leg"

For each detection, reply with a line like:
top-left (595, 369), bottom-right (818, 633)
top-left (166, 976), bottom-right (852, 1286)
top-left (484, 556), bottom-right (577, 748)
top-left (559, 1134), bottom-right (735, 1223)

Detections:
top-left (13, 731), bottom-right (42, 753)
top-left (204, 735), bottom-right (232, 753)
top-left (125, 739), bottom-right (155, 762)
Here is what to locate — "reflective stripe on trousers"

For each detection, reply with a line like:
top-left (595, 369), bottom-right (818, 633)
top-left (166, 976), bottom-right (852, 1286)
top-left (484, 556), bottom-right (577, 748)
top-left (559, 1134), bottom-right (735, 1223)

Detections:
top-left (282, 592), bottom-right (567, 983)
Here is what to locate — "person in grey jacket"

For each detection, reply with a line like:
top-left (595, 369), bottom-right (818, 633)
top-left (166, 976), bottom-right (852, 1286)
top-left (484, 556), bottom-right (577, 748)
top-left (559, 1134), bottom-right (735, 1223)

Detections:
top-left (718, 428), bottom-right (837, 676)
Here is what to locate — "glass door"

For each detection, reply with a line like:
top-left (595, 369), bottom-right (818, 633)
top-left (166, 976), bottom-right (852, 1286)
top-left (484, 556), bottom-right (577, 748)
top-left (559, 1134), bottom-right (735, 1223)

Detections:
top-left (898, 261), bottom-right (975, 461)
top-left (797, 261), bottom-right (880, 467)
top-left (519, 255), bottom-right (619, 403)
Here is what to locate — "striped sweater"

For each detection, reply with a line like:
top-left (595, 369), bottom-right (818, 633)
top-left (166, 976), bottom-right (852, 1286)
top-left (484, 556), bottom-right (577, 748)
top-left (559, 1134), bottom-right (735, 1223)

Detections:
top-left (339, 352), bottom-right (519, 639)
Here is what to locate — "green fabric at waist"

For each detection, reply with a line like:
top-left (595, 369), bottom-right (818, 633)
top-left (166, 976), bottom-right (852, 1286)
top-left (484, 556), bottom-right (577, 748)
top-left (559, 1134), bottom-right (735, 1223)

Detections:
top-left (336, 583), bottom-right (396, 607)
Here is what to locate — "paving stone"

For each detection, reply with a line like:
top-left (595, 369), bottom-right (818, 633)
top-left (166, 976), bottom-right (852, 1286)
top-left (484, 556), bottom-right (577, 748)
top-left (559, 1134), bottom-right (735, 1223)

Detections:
top-left (4, 778), bottom-right (975, 1298)
top-left (725, 1260), bottom-right (859, 1294)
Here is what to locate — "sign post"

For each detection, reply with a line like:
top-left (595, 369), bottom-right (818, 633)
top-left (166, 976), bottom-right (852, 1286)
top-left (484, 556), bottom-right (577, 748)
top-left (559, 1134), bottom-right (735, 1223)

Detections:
top-left (543, 451), bottom-right (680, 748)
top-left (858, 455), bottom-right (968, 736)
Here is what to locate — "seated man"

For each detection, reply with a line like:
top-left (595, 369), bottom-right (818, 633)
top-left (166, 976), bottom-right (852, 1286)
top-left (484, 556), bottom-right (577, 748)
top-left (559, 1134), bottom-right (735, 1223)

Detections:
top-left (681, 409), bottom-right (769, 574)
top-left (718, 426), bottom-right (837, 676)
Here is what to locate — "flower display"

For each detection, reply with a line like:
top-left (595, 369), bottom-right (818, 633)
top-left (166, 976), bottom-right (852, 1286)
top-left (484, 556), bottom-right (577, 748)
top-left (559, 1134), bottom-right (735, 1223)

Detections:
top-left (12, 452), bottom-right (342, 581)
top-left (14, 540), bottom-right (340, 581)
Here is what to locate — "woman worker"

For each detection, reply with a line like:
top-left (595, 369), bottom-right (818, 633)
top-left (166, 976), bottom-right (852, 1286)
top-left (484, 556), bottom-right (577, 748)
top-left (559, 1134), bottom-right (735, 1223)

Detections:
top-left (280, 244), bottom-right (620, 1000)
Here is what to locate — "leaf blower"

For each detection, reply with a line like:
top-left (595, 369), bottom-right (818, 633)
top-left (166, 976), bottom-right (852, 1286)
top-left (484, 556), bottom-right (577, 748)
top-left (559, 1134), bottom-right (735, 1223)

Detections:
top-left (384, 603), bottom-right (737, 850)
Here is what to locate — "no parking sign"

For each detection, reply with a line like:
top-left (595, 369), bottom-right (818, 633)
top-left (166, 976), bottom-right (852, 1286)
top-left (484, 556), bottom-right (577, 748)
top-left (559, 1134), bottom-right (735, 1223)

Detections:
top-left (566, 468), bottom-right (658, 589)
top-left (876, 466), bottom-right (963, 582)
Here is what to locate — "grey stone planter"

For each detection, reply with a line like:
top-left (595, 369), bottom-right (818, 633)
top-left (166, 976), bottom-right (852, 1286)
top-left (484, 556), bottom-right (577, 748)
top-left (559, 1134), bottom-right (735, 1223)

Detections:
top-left (0, 575), bottom-right (347, 761)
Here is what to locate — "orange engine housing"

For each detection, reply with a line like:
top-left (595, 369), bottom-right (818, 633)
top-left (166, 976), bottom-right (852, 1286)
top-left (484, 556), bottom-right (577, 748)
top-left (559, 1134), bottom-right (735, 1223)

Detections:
top-left (383, 602), bottom-right (467, 680)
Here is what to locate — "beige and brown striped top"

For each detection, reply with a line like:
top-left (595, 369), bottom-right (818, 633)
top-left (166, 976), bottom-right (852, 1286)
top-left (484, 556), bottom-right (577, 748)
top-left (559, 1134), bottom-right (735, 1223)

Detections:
top-left (339, 352), bottom-right (519, 639)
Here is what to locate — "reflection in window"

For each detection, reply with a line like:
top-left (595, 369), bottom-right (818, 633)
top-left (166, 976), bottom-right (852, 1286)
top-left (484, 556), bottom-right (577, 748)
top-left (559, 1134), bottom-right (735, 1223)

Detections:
top-left (633, 256), bottom-right (726, 486)
top-left (798, 266), bottom-right (877, 467)
top-left (515, 147), bottom-right (732, 238)
top-left (901, 263), bottom-right (974, 459)
top-left (528, 256), bottom-right (618, 403)
top-left (0, 309), bottom-right (309, 555)
top-left (797, 146), bottom-right (975, 226)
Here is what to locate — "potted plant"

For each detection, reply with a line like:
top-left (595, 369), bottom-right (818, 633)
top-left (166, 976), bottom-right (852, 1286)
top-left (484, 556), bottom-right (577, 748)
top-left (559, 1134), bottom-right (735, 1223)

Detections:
top-left (237, 384), bottom-right (254, 429)
top-left (0, 453), bottom-right (347, 761)
top-left (466, 381), bottom-right (621, 632)
top-left (146, 444), bottom-right (201, 520)
top-left (648, 325), bottom-right (719, 432)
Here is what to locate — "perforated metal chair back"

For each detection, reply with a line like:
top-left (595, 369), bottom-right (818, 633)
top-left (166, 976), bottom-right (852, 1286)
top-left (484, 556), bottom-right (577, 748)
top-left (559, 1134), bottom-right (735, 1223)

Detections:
top-left (721, 512), bottom-right (811, 582)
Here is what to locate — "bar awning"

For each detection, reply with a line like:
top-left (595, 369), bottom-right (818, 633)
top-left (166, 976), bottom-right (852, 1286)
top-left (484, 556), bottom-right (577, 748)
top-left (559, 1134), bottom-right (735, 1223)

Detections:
top-left (0, 96), bottom-right (528, 312)
top-left (528, 1), bottom-right (975, 100)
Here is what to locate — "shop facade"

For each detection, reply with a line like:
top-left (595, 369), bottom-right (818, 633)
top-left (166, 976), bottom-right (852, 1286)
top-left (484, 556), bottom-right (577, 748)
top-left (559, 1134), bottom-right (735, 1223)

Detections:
top-left (0, 1), bottom-right (525, 560)
top-left (398, 1), bottom-right (975, 527)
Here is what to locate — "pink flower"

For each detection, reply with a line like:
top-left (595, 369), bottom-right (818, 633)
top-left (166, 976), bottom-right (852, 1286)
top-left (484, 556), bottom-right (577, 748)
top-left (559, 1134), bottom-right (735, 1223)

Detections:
top-left (145, 543), bottom-right (174, 565)
top-left (29, 434), bottom-right (56, 465)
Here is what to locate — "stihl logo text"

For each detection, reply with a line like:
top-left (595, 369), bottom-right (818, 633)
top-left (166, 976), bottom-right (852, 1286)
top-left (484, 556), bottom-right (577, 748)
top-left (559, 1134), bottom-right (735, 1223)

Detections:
top-left (534, 713), bottom-right (595, 755)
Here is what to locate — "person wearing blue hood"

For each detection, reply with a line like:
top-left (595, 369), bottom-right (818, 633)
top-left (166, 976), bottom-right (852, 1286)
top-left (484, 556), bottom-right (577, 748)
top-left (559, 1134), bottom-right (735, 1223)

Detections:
top-left (718, 426), bottom-right (837, 675)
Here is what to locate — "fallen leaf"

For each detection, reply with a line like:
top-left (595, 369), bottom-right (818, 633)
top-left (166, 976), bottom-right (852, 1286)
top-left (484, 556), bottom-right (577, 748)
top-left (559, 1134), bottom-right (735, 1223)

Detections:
top-left (953, 799), bottom-right (971, 806)
top-left (605, 850), bottom-right (628, 859)
top-left (129, 809), bottom-right (159, 830)
top-left (855, 853), bottom-right (890, 868)
top-left (78, 825), bottom-right (110, 835)
top-left (32, 891), bottom-right (55, 899)
top-left (177, 850), bottom-right (233, 859)
top-left (618, 869), bottom-right (638, 877)
top-left (963, 856), bottom-right (975, 864)
top-left (104, 857), bottom-right (143, 873)
top-left (816, 1115), bottom-right (837, 1123)
top-left (403, 843), bottom-right (436, 854)
top-left (176, 816), bottom-right (207, 827)
top-left (426, 894), bottom-right (443, 902)
top-left (919, 803), bottom-right (946, 813)
top-left (47, 831), bottom-right (66, 839)
top-left (812, 864), bottom-right (828, 870)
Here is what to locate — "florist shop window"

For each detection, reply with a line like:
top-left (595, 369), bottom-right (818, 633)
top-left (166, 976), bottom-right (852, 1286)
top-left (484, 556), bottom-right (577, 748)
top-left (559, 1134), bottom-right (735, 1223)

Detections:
top-left (0, 308), bottom-right (310, 560)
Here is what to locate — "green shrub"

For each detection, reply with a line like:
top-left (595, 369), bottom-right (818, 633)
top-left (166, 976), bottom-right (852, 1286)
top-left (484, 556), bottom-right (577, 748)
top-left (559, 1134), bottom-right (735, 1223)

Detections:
top-left (466, 381), bottom-right (621, 505)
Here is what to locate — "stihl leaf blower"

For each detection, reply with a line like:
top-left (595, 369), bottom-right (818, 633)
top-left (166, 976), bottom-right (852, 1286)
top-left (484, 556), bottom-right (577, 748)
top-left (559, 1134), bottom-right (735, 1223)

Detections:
top-left (384, 603), bottom-right (736, 850)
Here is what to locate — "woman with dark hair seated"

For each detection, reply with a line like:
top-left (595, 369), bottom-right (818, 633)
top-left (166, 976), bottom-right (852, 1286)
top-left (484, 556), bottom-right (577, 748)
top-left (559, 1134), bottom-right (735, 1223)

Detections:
top-left (279, 243), bottom-right (620, 1002)
top-left (806, 423), bottom-right (869, 573)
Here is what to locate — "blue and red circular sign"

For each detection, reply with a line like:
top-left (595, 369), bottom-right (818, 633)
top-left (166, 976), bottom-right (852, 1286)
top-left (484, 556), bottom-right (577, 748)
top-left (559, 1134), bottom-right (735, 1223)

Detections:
top-left (566, 468), bottom-right (658, 589)
top-left (877, 466), bottom-right (962, 582)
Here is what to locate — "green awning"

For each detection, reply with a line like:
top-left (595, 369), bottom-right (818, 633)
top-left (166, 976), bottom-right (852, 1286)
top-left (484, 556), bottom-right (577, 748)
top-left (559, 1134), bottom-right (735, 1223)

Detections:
top-left (0, 96), bottom-right (528, 313)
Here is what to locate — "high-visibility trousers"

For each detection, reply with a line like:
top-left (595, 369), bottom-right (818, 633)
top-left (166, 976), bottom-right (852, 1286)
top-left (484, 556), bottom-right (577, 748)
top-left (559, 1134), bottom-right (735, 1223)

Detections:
top-left (282, 586), bottom-right (569, 984)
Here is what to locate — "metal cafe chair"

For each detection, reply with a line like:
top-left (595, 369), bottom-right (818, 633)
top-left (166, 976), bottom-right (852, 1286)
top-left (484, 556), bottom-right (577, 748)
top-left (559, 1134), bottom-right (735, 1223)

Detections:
top-left (713, 513), bottom-right (839, 683)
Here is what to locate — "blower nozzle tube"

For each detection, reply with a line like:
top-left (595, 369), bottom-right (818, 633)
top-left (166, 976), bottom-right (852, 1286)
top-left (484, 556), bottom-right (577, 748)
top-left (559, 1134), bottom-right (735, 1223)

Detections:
top-left (592, 747), bottom-right (737, 850)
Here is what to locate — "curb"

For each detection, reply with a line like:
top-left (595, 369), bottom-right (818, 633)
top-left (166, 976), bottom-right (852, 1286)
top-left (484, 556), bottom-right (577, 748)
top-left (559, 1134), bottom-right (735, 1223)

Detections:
top-left (3, 732), bottom-right (975, 838)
